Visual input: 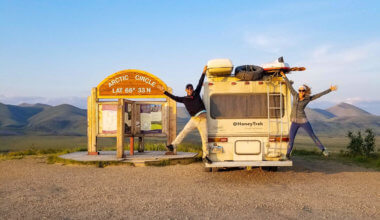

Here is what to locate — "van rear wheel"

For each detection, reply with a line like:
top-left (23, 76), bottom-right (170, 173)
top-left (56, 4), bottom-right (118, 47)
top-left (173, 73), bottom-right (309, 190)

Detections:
top-left (204, 167), bottom-right (219, 172)
top-left (204, 167), bottom-right (212, 172)
top-left (262, 166), bottom-right (278, 172)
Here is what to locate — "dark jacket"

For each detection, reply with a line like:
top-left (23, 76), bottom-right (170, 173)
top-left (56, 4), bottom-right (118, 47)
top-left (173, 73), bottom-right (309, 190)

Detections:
top-left (164, 74), bottom-right (206, 117)
top-left (283, 75), bottom-right (331, 122)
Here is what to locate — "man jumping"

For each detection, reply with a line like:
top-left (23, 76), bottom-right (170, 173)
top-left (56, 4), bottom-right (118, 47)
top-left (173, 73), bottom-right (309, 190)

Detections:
top-left (163, 66), bottom-right (211, 163)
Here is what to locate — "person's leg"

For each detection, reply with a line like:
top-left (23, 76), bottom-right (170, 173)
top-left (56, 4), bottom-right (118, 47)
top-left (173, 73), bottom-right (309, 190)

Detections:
top-left (301, 122), bottom-right (325, 151)
top-left (171, 117), bottom-right (197, 151)
top-left (287, 122), bottom-right (300, 156)
top-left (196, 116), bottom-right (208, 158)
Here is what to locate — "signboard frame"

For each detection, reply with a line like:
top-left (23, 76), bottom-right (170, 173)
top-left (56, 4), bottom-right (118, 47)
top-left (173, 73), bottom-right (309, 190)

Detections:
top-left (96, 69), bottom-right (168, 99)
top-left (87, 69), bottom-right (176, 158)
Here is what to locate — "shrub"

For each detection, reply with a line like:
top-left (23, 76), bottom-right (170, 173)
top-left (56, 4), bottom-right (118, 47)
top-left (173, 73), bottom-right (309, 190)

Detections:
top-left (363, 129), bottom-right (375, 157)
top-left (346, 129), bottom-right (376, 157)
top-left (347, 131), bottom-right (363, 156)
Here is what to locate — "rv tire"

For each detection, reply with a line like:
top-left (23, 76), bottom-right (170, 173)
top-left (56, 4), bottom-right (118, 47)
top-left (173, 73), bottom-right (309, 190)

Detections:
top-left (203, 167), bottom-right (212, 172)
top-left (211, 167), bottom-right (219, 172)
top-left (262, 166), bottom-right (278, 172)
top-left (203, 167), bottom-right (220, 172)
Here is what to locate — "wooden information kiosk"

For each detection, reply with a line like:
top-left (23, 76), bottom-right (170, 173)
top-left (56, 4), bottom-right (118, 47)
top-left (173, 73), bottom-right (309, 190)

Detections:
top-left (87, 69), bottom-right (176, 158)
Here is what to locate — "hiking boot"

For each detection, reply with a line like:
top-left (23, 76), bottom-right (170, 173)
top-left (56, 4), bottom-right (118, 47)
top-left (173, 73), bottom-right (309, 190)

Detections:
top-left (166, 144), bottom-right (174, 152)
top-left (202, 156), bottom-right (213, 164)
top-left (165, 151), bottom-right (175, 155)
top-left (322, 149), bottom-right (329, 157)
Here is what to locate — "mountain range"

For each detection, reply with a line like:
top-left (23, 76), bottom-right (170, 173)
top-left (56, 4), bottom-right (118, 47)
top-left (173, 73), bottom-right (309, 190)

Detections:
top-left (0, 102), bottom-right (379, 136)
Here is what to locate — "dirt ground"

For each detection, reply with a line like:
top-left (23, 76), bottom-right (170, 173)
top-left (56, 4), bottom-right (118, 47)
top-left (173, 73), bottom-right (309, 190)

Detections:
top-left (0, 157), bottom-right (379, 220)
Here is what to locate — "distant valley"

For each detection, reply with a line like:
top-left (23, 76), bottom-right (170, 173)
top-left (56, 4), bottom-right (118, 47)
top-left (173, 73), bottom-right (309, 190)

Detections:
top-left (0, 102), bottom-right (379, 136)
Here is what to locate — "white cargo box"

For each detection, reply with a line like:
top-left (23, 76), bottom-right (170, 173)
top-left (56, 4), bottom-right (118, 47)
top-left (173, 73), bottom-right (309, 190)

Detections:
top-left (207, 58), bottom-right (233, 76)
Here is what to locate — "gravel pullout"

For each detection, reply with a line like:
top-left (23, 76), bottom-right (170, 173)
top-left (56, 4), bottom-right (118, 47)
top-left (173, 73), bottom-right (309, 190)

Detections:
top-left (0, 157), bottom-right (379, 219)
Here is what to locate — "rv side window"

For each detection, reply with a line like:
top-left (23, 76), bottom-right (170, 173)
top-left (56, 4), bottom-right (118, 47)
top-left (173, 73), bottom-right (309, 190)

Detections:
top-left (210, 93), bottom-right (284, 119)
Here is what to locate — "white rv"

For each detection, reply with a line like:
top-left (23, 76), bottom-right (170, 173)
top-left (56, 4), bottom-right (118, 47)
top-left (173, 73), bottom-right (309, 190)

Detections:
top-left (203, 59), bottom-right (293, 171)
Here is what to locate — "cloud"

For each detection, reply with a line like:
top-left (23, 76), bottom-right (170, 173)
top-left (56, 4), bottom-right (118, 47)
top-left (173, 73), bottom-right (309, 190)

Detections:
top-left (289, 40), bottom-right (380, 101)
top-left (244, 33), bottom-right (298, 53)
top-left (301, 41), bottom-right (380, 73)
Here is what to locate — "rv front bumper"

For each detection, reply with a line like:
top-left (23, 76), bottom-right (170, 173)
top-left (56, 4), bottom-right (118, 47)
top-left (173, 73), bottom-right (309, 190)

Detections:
top-left (204, 160), bottom-right (292, 168)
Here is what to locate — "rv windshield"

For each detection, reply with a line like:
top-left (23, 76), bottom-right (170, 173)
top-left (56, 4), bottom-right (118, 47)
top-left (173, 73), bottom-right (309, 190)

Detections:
top-left (210, 93), bottom-right (284, 119)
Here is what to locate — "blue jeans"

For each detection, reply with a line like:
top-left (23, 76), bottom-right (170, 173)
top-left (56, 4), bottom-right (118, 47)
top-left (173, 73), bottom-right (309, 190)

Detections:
top-left (287, 121), bottom-right (325, 155)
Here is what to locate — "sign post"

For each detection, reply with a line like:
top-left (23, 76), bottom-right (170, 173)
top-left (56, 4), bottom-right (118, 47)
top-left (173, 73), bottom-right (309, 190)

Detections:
top-left (116, 99), bottom-right (125, 158)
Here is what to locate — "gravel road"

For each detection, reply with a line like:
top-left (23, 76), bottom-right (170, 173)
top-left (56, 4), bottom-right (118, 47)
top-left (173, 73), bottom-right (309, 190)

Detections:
top-left (0, 157), bottom-right (379, 219)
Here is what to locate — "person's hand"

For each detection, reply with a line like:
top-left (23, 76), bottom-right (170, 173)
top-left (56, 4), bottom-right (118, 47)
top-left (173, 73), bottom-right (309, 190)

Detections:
top-left (330, 85), bottom-right (338, 91)
top-left (157, 85), bottom-right (165, 93)
top-left (202, 65), bottom-right (208, 74)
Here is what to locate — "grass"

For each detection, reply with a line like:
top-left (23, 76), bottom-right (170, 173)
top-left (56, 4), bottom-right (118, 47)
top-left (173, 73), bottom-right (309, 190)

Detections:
top-left (0, 135), bottom-right (202, 167)
top-left (0, 136), bottom-right (89, 153)
top-left (293, 135), bottom-right (352, 153)
top-left (1, 135), bottom-right (379, 169)
top-left (332, 153), bottom-right (380, 170)
top-left (291, 149), bottom-right (380, 171)
top-left (0, 146), bottom-right (86, 161)
top-left (0, 147), bottom-right (133, 167)
top-left (0, 135), bottom-right (202, 153)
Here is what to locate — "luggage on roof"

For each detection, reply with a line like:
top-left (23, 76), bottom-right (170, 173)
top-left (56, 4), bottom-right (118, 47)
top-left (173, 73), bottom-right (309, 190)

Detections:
top-left (207, 58), bottom-right (233, 76)
top-left (261, 56), bottom-right (290, 72)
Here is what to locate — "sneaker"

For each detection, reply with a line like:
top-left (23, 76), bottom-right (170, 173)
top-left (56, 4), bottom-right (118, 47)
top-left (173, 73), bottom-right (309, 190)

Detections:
top-left (286, 153), bottom-right (291, 160)
top-left (165, 151), bottom-right (175, 155)
top-left (202, 156), bottom-right (213, 164)
top-left (322, 149), bottom-right (329, 157)
top-left (166, 144), bottom-right (174, 152)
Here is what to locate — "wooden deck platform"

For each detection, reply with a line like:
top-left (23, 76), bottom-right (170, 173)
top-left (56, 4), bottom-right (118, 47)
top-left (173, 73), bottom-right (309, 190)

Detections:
top-left (59, 151), bottom-right (199, 166)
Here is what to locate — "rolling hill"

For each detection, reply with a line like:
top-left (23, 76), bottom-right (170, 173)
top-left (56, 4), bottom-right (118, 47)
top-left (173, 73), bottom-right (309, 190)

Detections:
top-left (0, 102), bottom-right (379, 137)
top-left (305, 103), bottom-right (380, 135)
top-left (0, 103), bottom-right (49, 135)
top-left (327, 102), bottom-right (371, 117)
top-left (0, 103), bottom-right (86, 135)
top-left (178, 102), bottom-right (380, 136)
top-left (27, 104), bottom-right (87, 135)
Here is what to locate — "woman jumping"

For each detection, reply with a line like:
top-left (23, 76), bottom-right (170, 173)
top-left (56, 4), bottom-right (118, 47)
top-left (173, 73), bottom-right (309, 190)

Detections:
top-left (280, 72), bottom-right (337, 159)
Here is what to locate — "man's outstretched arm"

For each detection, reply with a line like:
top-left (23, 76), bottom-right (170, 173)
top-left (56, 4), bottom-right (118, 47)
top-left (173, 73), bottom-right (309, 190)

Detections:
top-left (194, 66), bottom-right (207, 95)
top-left (164, 91), bottom-right (184, 103)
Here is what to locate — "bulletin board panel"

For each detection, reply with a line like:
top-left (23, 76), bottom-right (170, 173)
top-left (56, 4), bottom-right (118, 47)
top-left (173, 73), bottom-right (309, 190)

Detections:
top-left (133, 101), bottom-right (169, 137)
top-left (98, 103), bottom-right (117, 135)
top-left (97, 101), bottom-right (168, 137)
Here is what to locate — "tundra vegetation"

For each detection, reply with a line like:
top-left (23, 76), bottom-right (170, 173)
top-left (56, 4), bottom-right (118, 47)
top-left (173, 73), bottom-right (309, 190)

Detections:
top-left (0, 134), bottom-right (379, 170)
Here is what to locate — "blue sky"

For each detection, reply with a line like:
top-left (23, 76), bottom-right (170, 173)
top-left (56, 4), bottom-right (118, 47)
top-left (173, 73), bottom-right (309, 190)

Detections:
top-left (0, 0), bottom-right (379, 113)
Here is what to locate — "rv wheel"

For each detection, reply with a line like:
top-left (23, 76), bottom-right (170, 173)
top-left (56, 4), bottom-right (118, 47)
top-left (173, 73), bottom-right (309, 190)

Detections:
top-left (211, 167), bottom-right (219, 172)
top-left (204, 167), bottom-right (220, 172)
top-left (204, 167), bottom-right (212, 172)
top-left (262, 166), bottom-right (278, 172)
